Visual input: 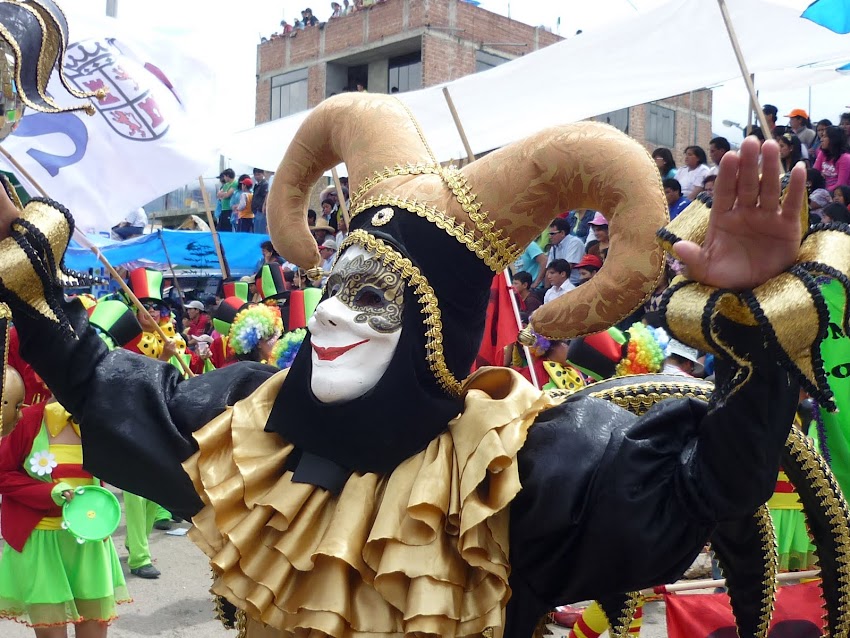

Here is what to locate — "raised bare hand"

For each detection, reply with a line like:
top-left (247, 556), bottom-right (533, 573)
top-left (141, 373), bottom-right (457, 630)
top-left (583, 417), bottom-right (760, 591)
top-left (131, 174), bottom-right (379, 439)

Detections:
top-left (673, 137), bottom-right (804, 291)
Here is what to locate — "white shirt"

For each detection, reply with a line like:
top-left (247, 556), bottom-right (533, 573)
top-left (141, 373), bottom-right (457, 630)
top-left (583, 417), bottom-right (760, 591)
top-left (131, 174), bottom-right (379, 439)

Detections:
top-left (125, 207), bottom-right (148, 227)
top-left (544, 279), bottom-right (575, 304)
top-left (675, 164), bottom-right (711, 199)
top-left (548, 234), bottom-right (585, 265)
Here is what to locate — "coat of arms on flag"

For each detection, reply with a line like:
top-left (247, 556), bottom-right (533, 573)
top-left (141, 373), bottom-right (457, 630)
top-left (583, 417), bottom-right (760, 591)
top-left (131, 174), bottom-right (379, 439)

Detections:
top-left (64, 39), bottom-right (168, 141)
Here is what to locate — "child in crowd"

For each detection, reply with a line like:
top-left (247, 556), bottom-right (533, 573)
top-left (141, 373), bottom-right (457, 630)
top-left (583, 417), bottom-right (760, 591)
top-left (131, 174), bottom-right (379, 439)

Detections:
top-left (0, 400), bottom-right (129, 636)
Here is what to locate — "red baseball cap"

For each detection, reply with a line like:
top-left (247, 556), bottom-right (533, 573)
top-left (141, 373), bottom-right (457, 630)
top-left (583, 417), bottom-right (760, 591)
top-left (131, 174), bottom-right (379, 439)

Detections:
top-left (576, 254), bottom-right (603, 270)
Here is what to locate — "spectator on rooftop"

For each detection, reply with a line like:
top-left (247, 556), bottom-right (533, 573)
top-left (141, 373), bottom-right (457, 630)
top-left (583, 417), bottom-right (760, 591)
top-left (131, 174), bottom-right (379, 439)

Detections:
top-left (785, 108), bottom-right (817, 150)
top-left (652, 147), bottom-right (677, 180)
top-left (778, 133), bottom-right (804, 176)
top-left (330, 2), bottom-right (343, 18)
top-left (303, 8), bottom-right (319, 26)
top-left (279, 19), bottom-right (293, 35)
top-left (663, 178), bottom-right (690, 220)
top-left (112, 207), bottom-right (148, 240)
top-left (813, 126), bottom-right (850, 191)
top-left (708, 137), bottom-right (731, 176)
top-left (675, 145), bottom-right (710, 199)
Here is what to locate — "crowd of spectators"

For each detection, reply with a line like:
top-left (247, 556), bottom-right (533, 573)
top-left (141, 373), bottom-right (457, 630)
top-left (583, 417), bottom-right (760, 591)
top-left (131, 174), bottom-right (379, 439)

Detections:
top-left (265, 1), bottom-right (388, 41)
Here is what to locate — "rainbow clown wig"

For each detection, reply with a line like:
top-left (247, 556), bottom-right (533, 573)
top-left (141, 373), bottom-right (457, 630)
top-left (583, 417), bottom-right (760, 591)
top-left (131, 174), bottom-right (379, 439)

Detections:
top-left (615, 322), bottom-right (669, 376)
top-left (229, 304), bottom-right (283, 358)
top-left (270, 328), bottom-right (307, 370)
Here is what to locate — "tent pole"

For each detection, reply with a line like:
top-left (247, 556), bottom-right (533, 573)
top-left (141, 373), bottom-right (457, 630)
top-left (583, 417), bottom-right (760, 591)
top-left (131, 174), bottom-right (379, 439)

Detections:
top-left (716, 0), bottom-right (772, 136)
top-left (442, 87), bottom-right (476, 162)
top-left (197, 176), bottom-right (230, 279)
top-left (331, 167), bottom-right (350, 229)
top-left (0, 144), bottom-right (193, 377)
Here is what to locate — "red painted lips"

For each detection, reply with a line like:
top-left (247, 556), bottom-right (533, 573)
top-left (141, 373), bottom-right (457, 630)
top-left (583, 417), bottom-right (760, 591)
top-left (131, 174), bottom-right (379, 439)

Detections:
top-left (311, 339), bottom-right (370, 361)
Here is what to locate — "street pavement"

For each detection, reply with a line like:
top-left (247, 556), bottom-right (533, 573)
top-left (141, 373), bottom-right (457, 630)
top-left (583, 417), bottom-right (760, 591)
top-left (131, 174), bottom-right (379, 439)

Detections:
top-left (1, 512), bottom-right (675, 638)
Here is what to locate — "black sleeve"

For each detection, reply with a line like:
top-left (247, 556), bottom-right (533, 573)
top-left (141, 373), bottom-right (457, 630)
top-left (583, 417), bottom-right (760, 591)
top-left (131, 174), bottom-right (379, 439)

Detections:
top-left (506, 327), bottom-right (796, 634)
top-left (17, 300), bottom-right (276, 518)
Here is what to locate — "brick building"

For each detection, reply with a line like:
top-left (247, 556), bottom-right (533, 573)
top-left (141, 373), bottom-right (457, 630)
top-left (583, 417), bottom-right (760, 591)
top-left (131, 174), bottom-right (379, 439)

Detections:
top-left (255, 0), bottom-right (712, 166)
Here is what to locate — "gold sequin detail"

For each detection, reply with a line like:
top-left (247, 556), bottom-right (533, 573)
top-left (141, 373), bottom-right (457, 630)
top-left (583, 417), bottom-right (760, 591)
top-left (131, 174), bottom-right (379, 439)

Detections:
top-left (349, 163), bottom-right (522, 272)
top-left (582, 379), bottom-right (712, 416)
top-left (340, 229), bottom-right (462, 396)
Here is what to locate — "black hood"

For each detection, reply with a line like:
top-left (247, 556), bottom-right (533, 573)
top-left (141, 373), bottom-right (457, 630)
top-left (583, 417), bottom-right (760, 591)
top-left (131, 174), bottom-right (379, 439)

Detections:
top-left (265, 205), bottom-right (494, 478)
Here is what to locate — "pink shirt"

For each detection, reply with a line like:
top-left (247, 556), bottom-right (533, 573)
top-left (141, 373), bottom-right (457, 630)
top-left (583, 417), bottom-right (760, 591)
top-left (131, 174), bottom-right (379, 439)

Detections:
top-left (814, 150), bottom-right (850, 191)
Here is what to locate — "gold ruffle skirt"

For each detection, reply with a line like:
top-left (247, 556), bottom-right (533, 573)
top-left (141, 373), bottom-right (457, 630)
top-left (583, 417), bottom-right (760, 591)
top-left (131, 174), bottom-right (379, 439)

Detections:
top-left (183, 366), bottom-right (556, 637)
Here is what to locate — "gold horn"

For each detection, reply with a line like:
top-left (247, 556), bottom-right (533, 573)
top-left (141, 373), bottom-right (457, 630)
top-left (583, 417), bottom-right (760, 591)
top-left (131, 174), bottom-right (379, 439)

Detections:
top-left (267, 93), bottom-right (438, 269)
top-left (462, 122), bottom-right (668, 339)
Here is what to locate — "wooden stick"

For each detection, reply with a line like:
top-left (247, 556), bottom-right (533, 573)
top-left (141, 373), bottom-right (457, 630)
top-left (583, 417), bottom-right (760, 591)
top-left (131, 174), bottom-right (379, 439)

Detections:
top-left (442, 87), bottom-right (476, 162)
top-left (197, 176), bottom-right (229, 279)
top-left (72, 230), bottom-right (194, 378)
top-left (716, 0), bottom-right (773, 136)
top-left (0, 145), bottom-right (49, 200)
top-left (439, 90), bottom-right (538, 384)
top-left (644, 569), bottom-right (819, 595)
top-left (157, 229), bottom-right (187, 313)
top-left (330, 167), bottom-right (350, 229)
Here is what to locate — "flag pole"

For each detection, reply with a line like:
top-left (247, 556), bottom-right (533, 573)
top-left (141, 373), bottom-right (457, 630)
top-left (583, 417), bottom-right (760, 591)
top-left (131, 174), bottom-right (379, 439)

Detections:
top-left (504, 270), bottom-right (540, 389)
top-left (197, 176), bottom-right (229, 279)
top-left (645, 569), bottom-right (819, 595)
top-left (440, 88), bottom-right (538, 387)
top-left (716, 0), bottom-right (773, 135)
top-left (0, 144), bottom-right (193, 377)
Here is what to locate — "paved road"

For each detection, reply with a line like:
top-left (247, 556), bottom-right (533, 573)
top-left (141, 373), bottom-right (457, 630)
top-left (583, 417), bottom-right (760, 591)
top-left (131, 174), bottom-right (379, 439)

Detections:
top-left (1, 512), bottom-right (673, 638)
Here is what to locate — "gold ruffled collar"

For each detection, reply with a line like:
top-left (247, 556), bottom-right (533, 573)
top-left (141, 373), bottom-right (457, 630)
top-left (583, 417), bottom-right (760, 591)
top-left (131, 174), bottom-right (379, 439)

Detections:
top-left (183, 366), bottom-right (557, 637)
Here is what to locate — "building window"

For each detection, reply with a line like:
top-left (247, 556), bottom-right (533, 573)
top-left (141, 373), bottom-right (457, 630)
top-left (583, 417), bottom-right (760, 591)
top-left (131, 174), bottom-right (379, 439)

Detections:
top-left (646, 103), bottom-right (675, 147)
top-left (271, 69), bottom-right (308, 120)
top-left (388, 52), bottom-right (421, 94)
top-left (476, 50), bottom-right (509, 73)
top-left (594, 108), bottom-right (629, 134)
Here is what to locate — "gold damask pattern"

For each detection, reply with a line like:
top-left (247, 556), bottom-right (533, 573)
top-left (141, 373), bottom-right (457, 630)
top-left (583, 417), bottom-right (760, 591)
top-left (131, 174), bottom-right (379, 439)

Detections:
top-left (340, 229), bottom-right (462, 396)
top-left (349, 163), bottom-right (522, 272)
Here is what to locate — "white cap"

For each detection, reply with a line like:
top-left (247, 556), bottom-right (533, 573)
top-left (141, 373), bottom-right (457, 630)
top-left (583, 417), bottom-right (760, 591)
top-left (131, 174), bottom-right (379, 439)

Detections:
top-left (185, 300), bottom-right (205, 311)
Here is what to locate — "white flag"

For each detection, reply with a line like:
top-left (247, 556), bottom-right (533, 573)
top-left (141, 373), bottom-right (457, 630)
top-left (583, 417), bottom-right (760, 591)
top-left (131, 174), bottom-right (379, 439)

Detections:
top-left (0, 14), bottom-right (219, 233)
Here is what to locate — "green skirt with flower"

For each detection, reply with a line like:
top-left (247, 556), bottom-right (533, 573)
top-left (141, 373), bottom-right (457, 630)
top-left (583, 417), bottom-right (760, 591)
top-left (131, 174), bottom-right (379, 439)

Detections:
top-left (771, 508), bottom-right (818, 572)
top-left (0, 528), bottom-right (130, 627)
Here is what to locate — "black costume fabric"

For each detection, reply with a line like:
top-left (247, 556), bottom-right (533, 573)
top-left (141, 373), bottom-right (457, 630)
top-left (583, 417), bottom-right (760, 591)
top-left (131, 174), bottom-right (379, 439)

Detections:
top-left (14, 295), bottom-right (797, 637)
top-left (268, 205), bottom-right (494, 477)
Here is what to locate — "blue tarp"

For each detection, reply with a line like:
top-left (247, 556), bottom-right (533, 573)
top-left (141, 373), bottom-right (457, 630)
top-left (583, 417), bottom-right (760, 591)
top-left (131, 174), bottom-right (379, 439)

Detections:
top-left (802, 0), bottom-right (850, 34)
top-left (65, 230), bottom-right (270, 277)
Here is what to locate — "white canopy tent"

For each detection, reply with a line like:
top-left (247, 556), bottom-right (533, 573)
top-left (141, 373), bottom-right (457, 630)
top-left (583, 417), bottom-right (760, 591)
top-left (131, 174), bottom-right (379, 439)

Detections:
top-left (222, 0), bottom-right (850, 171)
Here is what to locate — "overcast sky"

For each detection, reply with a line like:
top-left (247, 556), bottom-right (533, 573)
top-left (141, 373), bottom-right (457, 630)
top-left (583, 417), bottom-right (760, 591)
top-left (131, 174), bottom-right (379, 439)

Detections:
top-left (63, 0), bottom-right (850, 147)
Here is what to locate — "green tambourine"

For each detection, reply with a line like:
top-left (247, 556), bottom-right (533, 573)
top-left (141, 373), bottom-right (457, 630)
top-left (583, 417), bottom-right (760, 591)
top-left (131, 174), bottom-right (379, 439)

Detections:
top-left (61, 485), bottom-right (121, 543)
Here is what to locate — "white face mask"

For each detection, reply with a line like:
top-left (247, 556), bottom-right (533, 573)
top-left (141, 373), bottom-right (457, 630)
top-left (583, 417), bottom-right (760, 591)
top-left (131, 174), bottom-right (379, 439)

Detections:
top-left (308, 246), bottom-right (404, 403)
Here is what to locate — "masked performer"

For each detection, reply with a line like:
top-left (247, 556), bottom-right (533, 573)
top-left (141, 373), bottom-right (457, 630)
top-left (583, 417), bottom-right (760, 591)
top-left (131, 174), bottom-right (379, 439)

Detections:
top-left (1, 93), bottom-right (847, 638)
